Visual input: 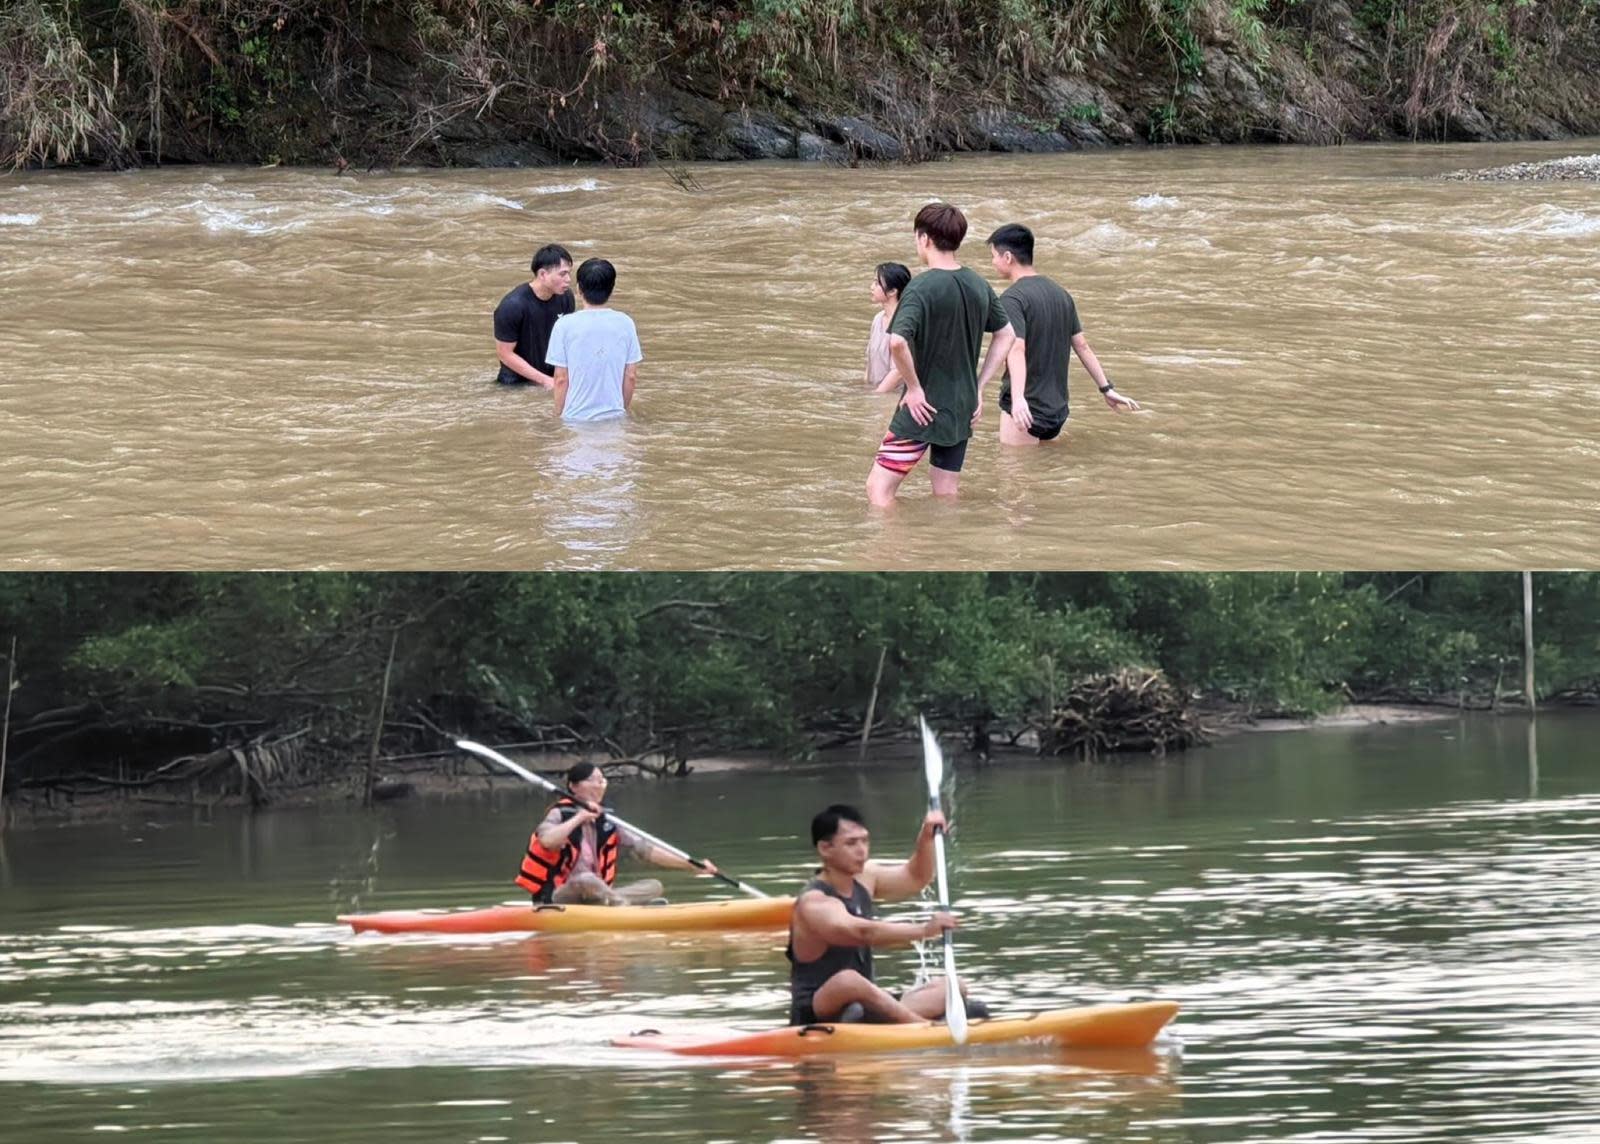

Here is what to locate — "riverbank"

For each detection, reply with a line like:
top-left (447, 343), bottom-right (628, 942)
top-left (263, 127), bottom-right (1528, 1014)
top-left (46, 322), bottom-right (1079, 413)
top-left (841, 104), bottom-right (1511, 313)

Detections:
top-left (5, 2), bottom-right (1599, 169)
top-left (0, 701), bottom-right (1521, 829)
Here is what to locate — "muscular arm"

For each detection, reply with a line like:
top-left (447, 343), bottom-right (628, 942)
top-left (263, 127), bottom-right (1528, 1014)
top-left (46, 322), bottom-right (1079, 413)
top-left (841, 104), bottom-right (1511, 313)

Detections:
top-left (860, 815), bottom-right (940, 902)
top-left (496, 340), bottom-right (553, 388)
top-left (794, 890), bottom-right (942, 949)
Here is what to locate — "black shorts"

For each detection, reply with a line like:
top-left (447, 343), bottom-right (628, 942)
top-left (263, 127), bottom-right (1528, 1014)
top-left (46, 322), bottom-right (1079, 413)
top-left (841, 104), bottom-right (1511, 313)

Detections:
top-left (1027, 417), bottom-right (1065, 442)
top-left (876, 433), bottom-right (970, 475)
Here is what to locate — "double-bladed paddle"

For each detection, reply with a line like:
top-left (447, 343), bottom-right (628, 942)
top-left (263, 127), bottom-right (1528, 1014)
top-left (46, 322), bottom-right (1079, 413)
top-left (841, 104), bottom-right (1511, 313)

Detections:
top-left (919, 716), bottom-right (967, 1044)
top-left (455, 739), bottom-right (769, 899)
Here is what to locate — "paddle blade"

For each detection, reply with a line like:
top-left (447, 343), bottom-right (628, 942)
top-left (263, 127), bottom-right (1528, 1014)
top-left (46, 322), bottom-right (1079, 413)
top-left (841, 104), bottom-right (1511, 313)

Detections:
top-left (919, 715), bottom-right (944, 803)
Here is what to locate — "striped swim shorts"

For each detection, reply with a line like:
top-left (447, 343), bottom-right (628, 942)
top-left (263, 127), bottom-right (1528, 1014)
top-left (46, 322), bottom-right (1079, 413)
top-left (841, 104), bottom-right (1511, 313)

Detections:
top-left (875, 432), bottom-right (970, 474)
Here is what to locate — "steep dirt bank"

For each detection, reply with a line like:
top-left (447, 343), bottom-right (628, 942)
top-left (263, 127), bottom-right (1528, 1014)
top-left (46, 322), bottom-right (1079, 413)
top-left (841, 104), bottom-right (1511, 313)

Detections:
top-left (5, 1), bottom-right (1598, 170)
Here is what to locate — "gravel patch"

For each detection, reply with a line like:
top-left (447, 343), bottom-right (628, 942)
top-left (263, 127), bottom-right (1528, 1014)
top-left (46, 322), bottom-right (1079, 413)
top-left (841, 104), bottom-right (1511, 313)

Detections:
top-left (1441, 153), bottom-right (1600, 181)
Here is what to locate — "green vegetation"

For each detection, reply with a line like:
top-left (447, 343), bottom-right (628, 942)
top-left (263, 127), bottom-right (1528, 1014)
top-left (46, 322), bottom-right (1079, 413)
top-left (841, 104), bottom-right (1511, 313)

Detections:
top-left (2, 0), bottom-right (1595, 167)
top-left (0, 573), bottom-right (1593, 804)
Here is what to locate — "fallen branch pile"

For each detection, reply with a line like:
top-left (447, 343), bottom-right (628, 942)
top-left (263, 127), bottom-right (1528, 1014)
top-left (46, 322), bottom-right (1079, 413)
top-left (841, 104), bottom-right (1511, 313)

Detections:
top-left (1040, 670), bottom-right (1207, 759)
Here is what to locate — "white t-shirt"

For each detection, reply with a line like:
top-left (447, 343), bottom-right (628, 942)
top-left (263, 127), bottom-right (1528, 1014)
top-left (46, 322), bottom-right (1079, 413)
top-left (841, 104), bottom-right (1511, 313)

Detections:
top-left (545, 308), bottom-right (643, 422)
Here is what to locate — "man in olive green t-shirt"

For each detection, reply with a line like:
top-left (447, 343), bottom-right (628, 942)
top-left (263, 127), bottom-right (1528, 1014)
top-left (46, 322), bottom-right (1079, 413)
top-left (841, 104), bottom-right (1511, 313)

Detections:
top-left (867, 202), bottom-right (1016, 507)
top-left (987, 223), bottom-right (1140, 446)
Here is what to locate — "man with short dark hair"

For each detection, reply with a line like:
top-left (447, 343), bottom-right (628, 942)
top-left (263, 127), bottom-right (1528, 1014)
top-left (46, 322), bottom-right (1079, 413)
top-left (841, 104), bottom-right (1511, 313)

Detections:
top-left (514, 761), bottom-right (716, 906)
top-left (867, 202), bottom-right (1016, 506)
top-left (546, 257), bottom-right (642, 422)
top-left (786, 803), bottom-right (982, 1025)
top-left (987, 223), bottom-right (1139, 446)
top-left (493, 243), bottom-right (576, 387)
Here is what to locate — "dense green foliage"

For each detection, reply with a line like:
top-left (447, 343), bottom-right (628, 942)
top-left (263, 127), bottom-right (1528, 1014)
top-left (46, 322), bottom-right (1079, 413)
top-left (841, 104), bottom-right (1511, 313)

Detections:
top-left (4, 0), bottom-right (1595, 166)
top-left (0, 573), bottom-right (1593, 792)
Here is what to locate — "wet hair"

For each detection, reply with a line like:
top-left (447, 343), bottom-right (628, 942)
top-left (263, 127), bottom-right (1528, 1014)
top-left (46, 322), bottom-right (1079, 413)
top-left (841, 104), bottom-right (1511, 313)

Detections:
top-left (913, 202), bottom-right (967, 252)
top-left (576, 257), bottom-right (616, 305)
top-left (812, 804), bottom-right (867, 845)
top-left (987, 223), bottom-right (1035, 266)
top-left (875, 261), bottom-right (911, 299)
top-left (566, 761), bottom-right (602, 787)
top-left (532, 243), bottom-right (573, 275)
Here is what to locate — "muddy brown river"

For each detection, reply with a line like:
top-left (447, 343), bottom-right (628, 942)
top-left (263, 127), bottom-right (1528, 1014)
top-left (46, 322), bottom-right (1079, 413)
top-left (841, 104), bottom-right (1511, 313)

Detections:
top-left (2, 140), bottom-right (1597, 569)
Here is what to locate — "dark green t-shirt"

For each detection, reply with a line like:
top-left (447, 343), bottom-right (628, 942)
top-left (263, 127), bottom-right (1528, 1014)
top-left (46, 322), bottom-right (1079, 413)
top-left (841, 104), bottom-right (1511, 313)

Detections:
top-left (999, 274), bottom-right (1083, 431)
top-left (886, 267), bottom-right (1011, 446)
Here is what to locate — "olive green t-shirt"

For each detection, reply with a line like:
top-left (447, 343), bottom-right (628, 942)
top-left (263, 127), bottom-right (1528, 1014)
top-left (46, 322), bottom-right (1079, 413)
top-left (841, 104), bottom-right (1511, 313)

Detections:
top-left (886, 267), bottom-right (1011, 446)
top-left (999, 274), bottom-right (1084, 431)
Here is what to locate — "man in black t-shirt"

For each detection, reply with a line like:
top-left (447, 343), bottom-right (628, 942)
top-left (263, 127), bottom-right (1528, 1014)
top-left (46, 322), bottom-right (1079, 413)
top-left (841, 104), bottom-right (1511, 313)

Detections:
top-left (493, 244), bottom-right (576, 387)
top-left (986, 224), bottom-right (1139, 445)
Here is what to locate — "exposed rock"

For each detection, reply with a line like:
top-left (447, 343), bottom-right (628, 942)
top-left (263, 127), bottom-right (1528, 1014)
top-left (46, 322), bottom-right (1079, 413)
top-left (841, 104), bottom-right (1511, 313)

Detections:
top-left (722, 111), bottom-right (796, 160)
top-left (965, 108), bottom-right (1073, 153)
top-left (796, 131), bottom-right (847, 163)
top-left (824, 116), bottom-right (905, 161)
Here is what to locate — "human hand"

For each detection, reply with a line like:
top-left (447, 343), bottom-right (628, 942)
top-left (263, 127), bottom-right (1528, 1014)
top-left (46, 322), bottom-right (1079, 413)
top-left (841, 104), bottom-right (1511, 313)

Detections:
top-left (922, 911), bottom-right (958, 938)
top-left (1012, 399), bottom-right (1034, 430)
top-left (901, 384), bottom-right (937, 426)
top-left (922, 809), bottom-right (949, 836)
top-left (1104, 387), bottom-right (1139, 412)
top-left (698, 859), bottom-right (719, 877)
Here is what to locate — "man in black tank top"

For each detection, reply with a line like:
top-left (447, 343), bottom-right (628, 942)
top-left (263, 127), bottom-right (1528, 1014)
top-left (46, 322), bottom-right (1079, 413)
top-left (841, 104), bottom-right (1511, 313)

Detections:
top-left (786, 803), bottom-right (966, 1025)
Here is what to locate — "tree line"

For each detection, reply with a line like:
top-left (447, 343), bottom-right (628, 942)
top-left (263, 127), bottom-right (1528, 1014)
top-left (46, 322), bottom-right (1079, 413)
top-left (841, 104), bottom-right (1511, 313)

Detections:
top-left (0, 573), bottom-right (1593, 807)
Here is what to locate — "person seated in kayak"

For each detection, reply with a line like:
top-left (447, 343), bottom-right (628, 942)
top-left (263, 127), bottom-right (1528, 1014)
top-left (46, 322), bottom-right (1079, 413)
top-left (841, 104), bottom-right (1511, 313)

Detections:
top-left (515, 762), bottom-right (717, 907)
top-left (788, 803), bottom-right (984, 1025)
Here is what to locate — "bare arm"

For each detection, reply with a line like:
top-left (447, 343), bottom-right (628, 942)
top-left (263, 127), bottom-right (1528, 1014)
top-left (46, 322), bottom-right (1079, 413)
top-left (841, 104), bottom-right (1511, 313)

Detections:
top-left (1072, 332), bottom-right (1139, 411)
top-left (872, 366), bottom-right (903, 395)
top-left (622, 362), bottom-right (638, 411)
top-left (795, 890), bottom-right (950, 949)
top-left (551, 366), bottom-right (570, 417)
top-left (496, 340), bottom-right (554, 388)
top-left (973, 323), bottom-right (1016, 425)
top-left (888, 334), bottom-right (935, 425)
top-left (536, 808), bottom-right (596, 850)
top-left (860, 812), bottom-right (943, 902)
top-left (1004, 336), bottom-right (1031, 428)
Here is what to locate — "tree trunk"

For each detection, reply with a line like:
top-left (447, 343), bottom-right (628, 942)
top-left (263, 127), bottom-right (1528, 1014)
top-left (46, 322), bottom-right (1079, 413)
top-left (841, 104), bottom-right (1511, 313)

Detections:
top-left (1522, 571), bottom-right (1536, 713)
top-left (363, 630), bottom-right (400, 808)
top-left (0, 636), bottom-right (15, 829)
top-left (859, 644), bottom-right (888, 761)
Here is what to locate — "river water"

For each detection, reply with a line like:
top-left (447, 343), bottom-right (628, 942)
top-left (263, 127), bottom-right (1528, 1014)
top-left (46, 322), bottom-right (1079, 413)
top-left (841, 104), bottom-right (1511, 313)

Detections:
top-left (2, 711), bottom-right (1597, 1141)
top-left (3, 140), bottom-right (1598, 570)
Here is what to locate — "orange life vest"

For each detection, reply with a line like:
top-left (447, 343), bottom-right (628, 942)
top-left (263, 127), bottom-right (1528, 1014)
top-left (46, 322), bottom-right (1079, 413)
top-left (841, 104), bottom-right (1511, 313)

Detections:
top-left (515, 794), bottom-right (620, 900)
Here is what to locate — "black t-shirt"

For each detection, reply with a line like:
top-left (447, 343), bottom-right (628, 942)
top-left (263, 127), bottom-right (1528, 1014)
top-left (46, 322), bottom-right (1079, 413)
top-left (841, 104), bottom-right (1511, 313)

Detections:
top-left (999, 274), bottom-right (1084, 430)
top-left (493, 282), bottom-right (575, 384)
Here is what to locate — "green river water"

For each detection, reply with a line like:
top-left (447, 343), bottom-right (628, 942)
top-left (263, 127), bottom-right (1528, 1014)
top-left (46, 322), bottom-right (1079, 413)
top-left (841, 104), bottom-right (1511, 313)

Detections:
top-left (2, 712), bottom-right (1597, 1142)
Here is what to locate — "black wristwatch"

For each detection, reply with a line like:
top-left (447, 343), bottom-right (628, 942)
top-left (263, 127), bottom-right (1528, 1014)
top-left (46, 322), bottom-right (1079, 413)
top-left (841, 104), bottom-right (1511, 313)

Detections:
top-left (1097, 382), bottom-right (1113, 394)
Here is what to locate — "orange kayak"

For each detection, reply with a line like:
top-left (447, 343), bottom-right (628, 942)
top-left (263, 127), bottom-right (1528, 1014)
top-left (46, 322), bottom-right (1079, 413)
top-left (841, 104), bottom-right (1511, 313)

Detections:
top-left (614, 1000), bottom-right (1179, 1057)
top-left (340, 896), bottom-right (794, 935)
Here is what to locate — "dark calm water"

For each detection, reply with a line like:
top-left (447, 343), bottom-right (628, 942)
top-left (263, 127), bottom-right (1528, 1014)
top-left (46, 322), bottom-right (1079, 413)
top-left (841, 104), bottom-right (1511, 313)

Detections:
top-left (2, 712), bottom-right (1597, 1141)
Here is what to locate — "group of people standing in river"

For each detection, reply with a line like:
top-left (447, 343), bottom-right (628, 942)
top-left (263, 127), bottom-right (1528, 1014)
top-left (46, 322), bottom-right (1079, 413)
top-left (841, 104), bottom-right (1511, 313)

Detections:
top-left (491, 200), bottom-right (1139, 506)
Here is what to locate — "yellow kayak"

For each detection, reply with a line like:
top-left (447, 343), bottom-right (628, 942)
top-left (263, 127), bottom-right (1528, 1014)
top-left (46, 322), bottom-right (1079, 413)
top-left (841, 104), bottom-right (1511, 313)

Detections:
top-left (614, 1000), bottom-right (1179, 1056)
top-left (340, 896), bottom-right (794, 935)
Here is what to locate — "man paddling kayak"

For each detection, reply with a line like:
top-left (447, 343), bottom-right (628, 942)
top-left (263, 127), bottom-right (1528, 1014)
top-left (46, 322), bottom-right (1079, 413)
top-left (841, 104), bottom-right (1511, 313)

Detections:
top-left (787, 803), bottom-right (985, 1025)
top-left (516, 762), bottom-right (719, 906)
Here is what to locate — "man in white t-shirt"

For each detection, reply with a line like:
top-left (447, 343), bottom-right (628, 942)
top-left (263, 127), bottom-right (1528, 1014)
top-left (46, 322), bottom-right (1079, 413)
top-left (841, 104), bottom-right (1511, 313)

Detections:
top-left (547, 258), bottom-right (643, 422)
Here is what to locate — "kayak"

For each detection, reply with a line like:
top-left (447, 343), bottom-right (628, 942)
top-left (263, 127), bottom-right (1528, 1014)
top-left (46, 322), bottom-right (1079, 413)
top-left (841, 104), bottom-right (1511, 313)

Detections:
top-left (614, 1000), bottom-right (1179, 1057)
top-left (339, 896), bottom-right (795, 935)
